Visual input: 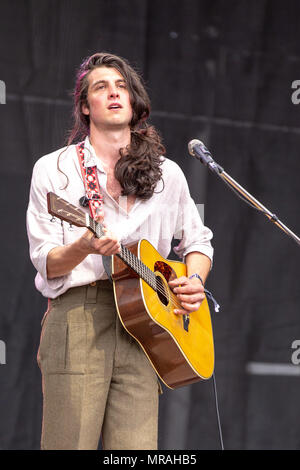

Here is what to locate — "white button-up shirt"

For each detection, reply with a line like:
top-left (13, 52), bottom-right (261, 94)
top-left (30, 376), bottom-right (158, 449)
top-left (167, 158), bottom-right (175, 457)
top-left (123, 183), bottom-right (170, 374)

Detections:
top-left (26, 137), bottom-right (213, 298)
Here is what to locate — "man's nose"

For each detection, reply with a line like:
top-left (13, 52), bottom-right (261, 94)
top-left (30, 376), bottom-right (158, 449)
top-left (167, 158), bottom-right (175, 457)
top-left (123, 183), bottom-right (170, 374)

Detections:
top-left (108, 86), bottom-right (120, 98)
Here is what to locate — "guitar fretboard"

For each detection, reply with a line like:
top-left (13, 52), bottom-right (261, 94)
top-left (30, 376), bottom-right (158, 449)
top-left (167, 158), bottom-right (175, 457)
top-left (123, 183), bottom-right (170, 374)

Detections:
top-left (89, 215), bottom-right (157, 290)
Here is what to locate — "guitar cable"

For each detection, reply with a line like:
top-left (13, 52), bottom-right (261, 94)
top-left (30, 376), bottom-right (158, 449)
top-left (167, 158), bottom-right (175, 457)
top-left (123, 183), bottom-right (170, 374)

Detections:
top-left (212, 372), bottom-right (224, 450)
top-left (205, 289), bottom-right (224, 450)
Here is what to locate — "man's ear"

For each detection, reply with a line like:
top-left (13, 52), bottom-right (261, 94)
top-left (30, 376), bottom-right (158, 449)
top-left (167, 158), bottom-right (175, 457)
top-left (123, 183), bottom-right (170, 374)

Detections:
top-left (82, 101), bottom-right (90, 116)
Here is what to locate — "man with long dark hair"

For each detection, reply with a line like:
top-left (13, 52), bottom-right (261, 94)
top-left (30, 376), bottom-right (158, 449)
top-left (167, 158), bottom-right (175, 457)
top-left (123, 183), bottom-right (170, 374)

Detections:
top-left (26, 52), bottom-right (213, 450)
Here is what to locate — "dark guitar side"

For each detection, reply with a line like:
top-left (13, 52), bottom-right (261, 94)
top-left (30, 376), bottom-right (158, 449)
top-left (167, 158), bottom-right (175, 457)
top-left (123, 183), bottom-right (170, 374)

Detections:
top-left (111, 242), bottom-right (202, 389)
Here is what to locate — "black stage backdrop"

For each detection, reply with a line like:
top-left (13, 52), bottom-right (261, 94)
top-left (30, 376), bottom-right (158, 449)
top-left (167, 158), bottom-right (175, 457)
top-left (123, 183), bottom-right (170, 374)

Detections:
top-left (0, 0), bottom-right (300, 450)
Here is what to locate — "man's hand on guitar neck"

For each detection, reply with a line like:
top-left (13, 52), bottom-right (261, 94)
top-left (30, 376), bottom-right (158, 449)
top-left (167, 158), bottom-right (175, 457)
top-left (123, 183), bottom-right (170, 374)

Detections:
top-left (46, 211), bottom-right (121, 280)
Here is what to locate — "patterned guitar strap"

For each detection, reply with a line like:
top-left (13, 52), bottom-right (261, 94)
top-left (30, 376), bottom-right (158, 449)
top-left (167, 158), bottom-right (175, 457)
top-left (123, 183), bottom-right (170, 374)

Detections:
top-left (76, 141), bottom-right (113, 281)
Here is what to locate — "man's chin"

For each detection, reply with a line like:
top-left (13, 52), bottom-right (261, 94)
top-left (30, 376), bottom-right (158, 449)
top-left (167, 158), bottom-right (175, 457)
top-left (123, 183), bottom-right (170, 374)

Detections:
top-left (99, 119), bottom-right (132, 131)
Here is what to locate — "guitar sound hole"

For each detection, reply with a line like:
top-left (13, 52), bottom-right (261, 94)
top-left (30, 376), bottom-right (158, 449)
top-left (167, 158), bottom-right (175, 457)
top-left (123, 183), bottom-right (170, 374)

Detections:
top-left (155, 276), bottom-right (169, 306)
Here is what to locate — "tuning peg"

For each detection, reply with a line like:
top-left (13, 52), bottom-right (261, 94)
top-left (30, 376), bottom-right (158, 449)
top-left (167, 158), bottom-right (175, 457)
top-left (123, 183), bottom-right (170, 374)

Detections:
top-left (50, 216), bottom-right (56, 223)
top-left (68, 223), bottom-right (74, 231)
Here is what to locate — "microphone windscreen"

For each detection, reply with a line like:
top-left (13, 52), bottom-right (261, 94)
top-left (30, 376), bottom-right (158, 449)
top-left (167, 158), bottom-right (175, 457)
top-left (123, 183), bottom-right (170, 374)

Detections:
top-left (188, 139), bottom-right (203, 156)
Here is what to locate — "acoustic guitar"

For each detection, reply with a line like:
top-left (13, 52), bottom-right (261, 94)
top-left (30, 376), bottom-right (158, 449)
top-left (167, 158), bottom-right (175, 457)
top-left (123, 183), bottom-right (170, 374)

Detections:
top-left (47, 192), bottom-right (215, 389)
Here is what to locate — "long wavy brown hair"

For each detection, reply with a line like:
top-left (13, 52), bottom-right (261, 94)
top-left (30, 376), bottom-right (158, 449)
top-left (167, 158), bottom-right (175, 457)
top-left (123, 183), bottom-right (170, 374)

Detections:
top-left (59, 52), bottom-right (165, 199)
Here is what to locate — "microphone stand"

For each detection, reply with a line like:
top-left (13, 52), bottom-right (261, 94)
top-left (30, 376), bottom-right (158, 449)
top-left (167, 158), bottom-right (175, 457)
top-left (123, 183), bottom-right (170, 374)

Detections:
top-left (199, 158), bottom-right (300, 247)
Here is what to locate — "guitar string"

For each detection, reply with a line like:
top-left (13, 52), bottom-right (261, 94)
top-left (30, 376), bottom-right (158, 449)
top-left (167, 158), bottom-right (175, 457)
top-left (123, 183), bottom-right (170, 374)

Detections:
top-left (54, 207), bottom-right (193, 312)
top-left (91, 219), bottom-right (169, 302)
top-left (118, 244), bottom-right (189, 310)
top-left (119, 246), bottom-right (196, 312)
top-left (93, 217), bottom-right (199, 313)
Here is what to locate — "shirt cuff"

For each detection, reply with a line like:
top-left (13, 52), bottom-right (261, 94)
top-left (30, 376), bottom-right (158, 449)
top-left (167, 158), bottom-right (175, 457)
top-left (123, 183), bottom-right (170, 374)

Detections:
top-left (33, 243), bottom-right (68, 295)
top-left (34, 272), bottom-right (67, 297)
top-left (181, 244), bottom-right (214, 269)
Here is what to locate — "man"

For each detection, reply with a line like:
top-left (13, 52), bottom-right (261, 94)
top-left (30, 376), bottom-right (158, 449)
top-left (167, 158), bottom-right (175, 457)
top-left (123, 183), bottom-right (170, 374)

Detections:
top-left (26, 52), bottom-right (213, 450)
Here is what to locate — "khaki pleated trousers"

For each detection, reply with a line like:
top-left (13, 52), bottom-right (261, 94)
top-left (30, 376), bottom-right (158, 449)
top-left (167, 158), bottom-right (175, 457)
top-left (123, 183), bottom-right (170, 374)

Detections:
top-left (37, 280), bottom-right (160, 450)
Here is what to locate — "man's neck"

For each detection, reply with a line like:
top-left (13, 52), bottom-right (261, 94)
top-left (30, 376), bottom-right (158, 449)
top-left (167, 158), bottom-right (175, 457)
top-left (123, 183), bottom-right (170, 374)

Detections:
top-left (89, 124), bottom-right (131, 168)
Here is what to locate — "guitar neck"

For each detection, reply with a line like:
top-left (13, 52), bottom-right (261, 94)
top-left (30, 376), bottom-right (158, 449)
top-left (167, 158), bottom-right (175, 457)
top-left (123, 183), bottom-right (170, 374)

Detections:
top-left (88, 216), bottom-right (156, 289)
top-left (46, 192), bottom-right (157, 290)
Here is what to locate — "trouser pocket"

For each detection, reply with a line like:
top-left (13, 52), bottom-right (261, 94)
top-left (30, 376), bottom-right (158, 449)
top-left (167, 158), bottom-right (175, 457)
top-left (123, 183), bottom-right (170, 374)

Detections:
top-left (38, 321), bottom-right (87, 374)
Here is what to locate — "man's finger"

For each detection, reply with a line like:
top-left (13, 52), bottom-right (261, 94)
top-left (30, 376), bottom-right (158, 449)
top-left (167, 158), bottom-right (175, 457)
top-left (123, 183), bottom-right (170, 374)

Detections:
top-left (176, 293), bottom-right (205, 303)
top-left (181, 301), bottom-right (201, 311)
top-left (168, 276), bottom-right (188, 286)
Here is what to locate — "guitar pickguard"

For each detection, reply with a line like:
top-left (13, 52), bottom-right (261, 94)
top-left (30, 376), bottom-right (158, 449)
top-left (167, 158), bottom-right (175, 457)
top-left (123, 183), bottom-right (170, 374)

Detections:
top-left (154, 261), bottom-right (189, 331)
top-left (153, 260), bottom-right (177, 307)
top-left (153, 260), bottom-right (177, 282)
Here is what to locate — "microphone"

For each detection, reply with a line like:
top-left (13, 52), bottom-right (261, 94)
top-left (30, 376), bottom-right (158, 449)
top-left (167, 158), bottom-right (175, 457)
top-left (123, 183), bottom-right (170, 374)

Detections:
top-left (188, 139), bottom-right (221, 173)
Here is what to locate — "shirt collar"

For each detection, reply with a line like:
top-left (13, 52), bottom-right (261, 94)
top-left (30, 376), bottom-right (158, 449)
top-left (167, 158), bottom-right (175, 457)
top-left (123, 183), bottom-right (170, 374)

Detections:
top-left (83, 136), bottom-right (106, 173)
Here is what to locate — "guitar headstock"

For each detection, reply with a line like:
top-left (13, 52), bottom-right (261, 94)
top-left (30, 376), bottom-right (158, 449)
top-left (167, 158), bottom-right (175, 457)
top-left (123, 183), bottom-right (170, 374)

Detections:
top-left (47, 192), bottom-right (88, 228)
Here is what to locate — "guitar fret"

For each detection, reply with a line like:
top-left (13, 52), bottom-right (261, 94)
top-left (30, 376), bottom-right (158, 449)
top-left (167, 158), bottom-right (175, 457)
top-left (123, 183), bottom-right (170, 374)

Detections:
top-left (96, 223), bottom-right (101, 238)
top-left (118, 245), bottom-right (156, 290)
top-left (90, 220), bottom-right (156, 291)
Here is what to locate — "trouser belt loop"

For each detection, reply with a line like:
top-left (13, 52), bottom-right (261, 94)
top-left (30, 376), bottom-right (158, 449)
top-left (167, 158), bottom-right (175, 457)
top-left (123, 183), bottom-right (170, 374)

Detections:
top-left (86, 282), bottom-right (98, 303)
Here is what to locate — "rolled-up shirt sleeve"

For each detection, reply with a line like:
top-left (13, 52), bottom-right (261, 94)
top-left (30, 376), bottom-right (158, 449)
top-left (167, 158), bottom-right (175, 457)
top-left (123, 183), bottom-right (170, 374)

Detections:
top-left (173, 167), bottom-right (213, 264)
top-left (26, 159), bottom-right (68, 292)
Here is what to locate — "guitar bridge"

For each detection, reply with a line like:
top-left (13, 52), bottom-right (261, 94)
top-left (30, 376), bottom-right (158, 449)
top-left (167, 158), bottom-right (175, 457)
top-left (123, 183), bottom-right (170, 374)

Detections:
top-left (183, 314), bottom-right (190, 332)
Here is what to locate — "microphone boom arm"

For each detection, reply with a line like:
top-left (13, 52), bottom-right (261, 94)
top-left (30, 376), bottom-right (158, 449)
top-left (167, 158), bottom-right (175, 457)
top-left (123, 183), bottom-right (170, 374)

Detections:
top-left (217, 167), bottom-right (300, 246)
top-left (189, 140), bottom-right (300, 247)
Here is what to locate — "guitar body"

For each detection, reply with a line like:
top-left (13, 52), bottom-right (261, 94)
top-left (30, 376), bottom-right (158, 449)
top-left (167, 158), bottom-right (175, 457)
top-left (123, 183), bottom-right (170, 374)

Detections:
top-left (111, 239), bottom-right (214, 389)
top-left (46, 192), bottom-right (214, 390)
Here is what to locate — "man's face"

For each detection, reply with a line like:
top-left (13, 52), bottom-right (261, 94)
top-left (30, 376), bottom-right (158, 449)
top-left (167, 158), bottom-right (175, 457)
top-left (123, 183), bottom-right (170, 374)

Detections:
top-left (82, 66), bottom-right (133, 130)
